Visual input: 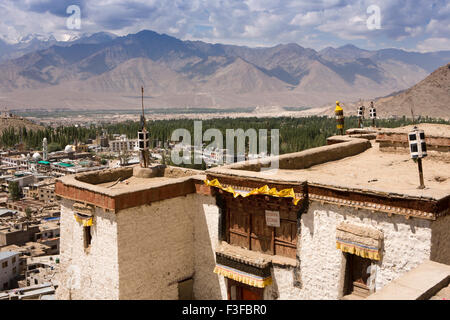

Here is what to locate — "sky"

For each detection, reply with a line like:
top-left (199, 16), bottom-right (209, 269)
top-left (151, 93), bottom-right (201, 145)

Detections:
top-left (0, 0), bottom-right (449, 52)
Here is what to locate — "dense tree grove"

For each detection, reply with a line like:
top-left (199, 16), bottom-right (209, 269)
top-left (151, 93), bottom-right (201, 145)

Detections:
top-left (1, 116), bottom-right (448, 156)
top-left (0, 125), bottom-right (98, 151)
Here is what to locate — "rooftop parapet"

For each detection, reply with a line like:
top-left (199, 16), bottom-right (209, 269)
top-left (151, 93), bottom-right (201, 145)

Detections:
top-left (55, 164), bottom-right (205, 212)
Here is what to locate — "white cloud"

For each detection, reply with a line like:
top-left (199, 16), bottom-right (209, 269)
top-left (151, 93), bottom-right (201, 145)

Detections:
top-left (0, 0), bottom-right (448, 51)
top-left (416, 37), bottom-right (450, 52)
top-left (290, 11), bottom-right (322, 27)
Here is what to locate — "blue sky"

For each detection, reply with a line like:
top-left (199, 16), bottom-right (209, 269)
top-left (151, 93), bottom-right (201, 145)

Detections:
top-left (0, 0), bottom-right (449, 52)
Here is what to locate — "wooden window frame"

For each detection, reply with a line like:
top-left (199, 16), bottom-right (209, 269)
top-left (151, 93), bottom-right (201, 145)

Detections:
top-left (225, 197), bottom-right (297, 258)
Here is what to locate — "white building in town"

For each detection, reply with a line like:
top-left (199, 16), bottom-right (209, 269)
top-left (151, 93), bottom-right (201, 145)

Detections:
top-left (109, 138), bottom-right (138, 153)
top-left (0, 251), bottom-right (20, 291)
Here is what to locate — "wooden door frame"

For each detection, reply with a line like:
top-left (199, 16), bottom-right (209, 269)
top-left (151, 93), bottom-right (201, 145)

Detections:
top-left (227, 279), bottom-right (264, 300)
top-left (343, 253), bottom-right (373, 296)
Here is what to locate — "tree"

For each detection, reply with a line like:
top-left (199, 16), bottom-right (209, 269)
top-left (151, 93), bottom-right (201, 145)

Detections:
top-left (48, 142), bottom-right (62, 153)
top-left (118, 149), bottom-right (131, 166)
top-left (8, 181), bottom-right (22, 201)
top-left (25, 207), bottom-right (32, 220)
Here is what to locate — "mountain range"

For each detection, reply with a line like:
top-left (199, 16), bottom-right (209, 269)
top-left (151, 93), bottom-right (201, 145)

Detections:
top-left (0, 30), bottom-right (449, 112)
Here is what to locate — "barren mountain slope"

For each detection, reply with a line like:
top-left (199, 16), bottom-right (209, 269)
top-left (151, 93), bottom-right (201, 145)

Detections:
top-left (375, 63), bottom-right (450, 119)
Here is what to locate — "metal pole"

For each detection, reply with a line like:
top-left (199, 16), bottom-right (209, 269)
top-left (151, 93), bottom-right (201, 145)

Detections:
top-left (417, 158), bottom-right (425, 189)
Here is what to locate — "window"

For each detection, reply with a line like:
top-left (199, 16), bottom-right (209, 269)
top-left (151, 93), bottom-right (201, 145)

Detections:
top-left (11, 257), bottom-right (16, 264)
top-left (12, 267), bottom-right (16, 274)
top-left (2, 261), bottom-right (8, 268)
top-left (3, 282), bottom-right (7, 290)
top-left (225, 196), bottom-right (298, 259)
top-left (84, 226), bottom-right (92, 249)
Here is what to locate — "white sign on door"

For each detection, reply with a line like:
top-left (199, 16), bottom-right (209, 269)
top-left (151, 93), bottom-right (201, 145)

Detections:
top-left (265, 210), bottom-right (280, 227)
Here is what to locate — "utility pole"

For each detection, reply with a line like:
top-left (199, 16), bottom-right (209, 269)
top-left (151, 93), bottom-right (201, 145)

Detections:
top-left (417, 158), bottom-right (425, 189)
top-left (408, 126), bottom-right (427, 189)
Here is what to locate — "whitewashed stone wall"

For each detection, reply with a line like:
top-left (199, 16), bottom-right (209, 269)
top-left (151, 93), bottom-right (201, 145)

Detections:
top-left (295, 201), bottom-right (433, 299)
top-left (264, 266), bottom-right (302, 300)
top-left (56, 199), bottom-right (120, 300)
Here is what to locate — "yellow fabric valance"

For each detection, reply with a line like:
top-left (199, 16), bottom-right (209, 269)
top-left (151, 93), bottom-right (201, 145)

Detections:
top-left (336, 242), bottom-right (381, 261)
top-left (204, 179), bottom-right (301, 205)
top-left (74, 213), bottom-right (93, 227)
top-left (214, 264), bottom-right (272, 288)
top-left (336, 222), bottom-right (383, 261)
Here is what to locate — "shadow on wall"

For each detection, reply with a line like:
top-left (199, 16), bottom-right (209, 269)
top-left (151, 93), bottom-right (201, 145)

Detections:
top-left (264, 269), bottom-right (280, 300)
top-left (430, 215), bottom-right (450, 265)
top-left (302, 207), bottom-right (315, 237)
top-left (192, 195), bottom-right (224, 300)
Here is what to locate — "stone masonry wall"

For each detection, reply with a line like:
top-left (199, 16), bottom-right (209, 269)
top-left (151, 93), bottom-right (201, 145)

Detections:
top-left (116, 195), bottom-right (196, 299)
top-left (297, 202), bottom-right (433, 299)
top-left (56, 199), bottom-right (120, 300)
top-left (431, 214), bottom-right (450, 265)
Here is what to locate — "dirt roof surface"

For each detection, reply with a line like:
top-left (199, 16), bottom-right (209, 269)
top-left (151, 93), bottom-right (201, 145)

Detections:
top-left (379, 123), bottom-right (450, 138)
top-left (264, 140), bottom-right (450, 199)
top-left (97, 176), bottom-right (171, 190)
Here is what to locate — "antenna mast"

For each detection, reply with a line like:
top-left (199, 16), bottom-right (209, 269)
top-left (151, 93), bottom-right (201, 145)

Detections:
top-left (138, 86), bottom-right (150, 168)
top-left (141, 86), bottom-right (146, 127)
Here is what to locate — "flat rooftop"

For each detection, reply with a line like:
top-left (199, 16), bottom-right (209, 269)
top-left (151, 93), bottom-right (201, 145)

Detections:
top-left (97, 176), bottom-right (172, 191)
top-left (208, 125), bottom-right (450, 201)
top-left (0, 251), bottom-right (20, 260)
top-left (56, 165), bottom-right (205, 210)
top-left (266, 140), bottom-right (449, 199)
top-left (378, 123), bottom-right (450, 138)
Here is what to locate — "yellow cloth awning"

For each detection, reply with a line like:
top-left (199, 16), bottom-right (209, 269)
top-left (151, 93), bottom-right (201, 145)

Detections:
top-left (336, 222), bottom-right (383, 261)
top-left (336, 242), bottom-right (381, 261)
top-left (204, 179), bottom-right (302, 205)
top-left (214, 264), bottom-right (272, 288)
top-left (74, 213), bottom-right (93, 227)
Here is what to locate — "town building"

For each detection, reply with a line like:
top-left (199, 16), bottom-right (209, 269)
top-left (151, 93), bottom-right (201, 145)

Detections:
top-left (54, 124), bottom-right (449, 300)
top-left (0, 156), bottom-right (29, 170)
top-left (0, 222), bottom-right (41, 247)
top-left (38, 185), bottom-right (55, 203)
top-left (109, 137), bottom-right (138, 153)
top-left (0, 282), bottom-right (56, 300)
top-left (25, 255), bottom-right (59, 288)
top-left (0, 251), bottom-right (20, 290)
top-left (6, 199), bottom-right (44, 213)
